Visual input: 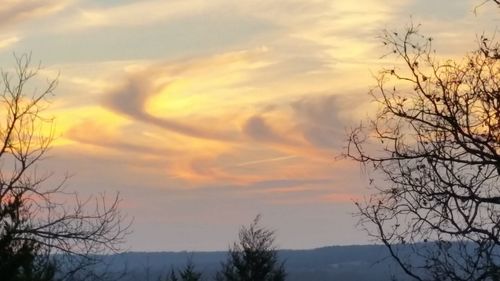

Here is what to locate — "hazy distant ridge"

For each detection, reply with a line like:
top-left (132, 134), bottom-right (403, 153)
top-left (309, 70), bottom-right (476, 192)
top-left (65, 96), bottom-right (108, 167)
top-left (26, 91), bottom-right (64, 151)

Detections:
top-left (103, 244), bottom-right (410, 281)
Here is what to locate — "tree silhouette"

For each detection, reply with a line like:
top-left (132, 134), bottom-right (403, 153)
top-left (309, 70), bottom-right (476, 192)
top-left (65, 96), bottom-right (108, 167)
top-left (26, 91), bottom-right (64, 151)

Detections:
top-left (0, 236), bottom-right (56, 281)
top-left (0, 54), bottom-right (129, 281)
top-left (178, 262), bottom-right (202, 281)
top-left (165, 260), bottom-right (202, 281)
top-left (346, 22), bottom-right (500, 281)
top-left (216, 215), bottom-right (286, 281)
top-left (166, 268), bottom-right (179, 281)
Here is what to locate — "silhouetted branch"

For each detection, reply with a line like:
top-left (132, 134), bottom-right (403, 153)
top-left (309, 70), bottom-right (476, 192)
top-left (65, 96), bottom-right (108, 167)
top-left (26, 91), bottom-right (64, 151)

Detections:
top-left (0, 54), bottom-right (130, 281)
top-left (346, 23), bottom-right (500, 281)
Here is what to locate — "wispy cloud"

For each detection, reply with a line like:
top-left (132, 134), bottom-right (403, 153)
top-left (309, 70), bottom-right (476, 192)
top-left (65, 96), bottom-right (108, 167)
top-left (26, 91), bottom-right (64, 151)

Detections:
top-left (0, 0), bottom-right (71, 28)
top-left (235, 155), bottom-right (298, 167)
top-left (63, 0), bottom-right (225, 30)
top-left (7, 0), bottom-right (494, 250)
top-left (50, 0), bottom-right (462, 191)
top-left (102, 50), bottom-right (269, 142)
top-left (0, 36), bottom-right (20, 49)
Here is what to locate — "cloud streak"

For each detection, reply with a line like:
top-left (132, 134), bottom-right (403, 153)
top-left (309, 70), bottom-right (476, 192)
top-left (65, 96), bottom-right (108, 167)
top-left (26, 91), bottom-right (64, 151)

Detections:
top-left (67, 0), bottom-right (220, 29)
top-left (106, 77), bottom-right (237, 141)
top-left (0, 0), bottom-right (70, 28)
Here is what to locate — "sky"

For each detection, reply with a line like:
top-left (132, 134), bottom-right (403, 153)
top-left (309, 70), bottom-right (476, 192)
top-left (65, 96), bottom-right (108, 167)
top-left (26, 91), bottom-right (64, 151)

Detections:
top-left (0, 0), bottom-right (497, 251)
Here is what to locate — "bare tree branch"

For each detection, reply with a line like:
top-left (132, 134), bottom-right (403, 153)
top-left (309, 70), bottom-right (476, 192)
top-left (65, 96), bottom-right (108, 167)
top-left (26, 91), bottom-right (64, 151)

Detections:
top-left (0, 54), bottom-right (131, 281)
top-left (345, 23), bottom-right (500, 281)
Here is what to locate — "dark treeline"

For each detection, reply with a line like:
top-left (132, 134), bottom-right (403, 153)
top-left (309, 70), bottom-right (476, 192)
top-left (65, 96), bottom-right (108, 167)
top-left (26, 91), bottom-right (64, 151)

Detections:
top-left (90, 244), bottom-right (413, 281)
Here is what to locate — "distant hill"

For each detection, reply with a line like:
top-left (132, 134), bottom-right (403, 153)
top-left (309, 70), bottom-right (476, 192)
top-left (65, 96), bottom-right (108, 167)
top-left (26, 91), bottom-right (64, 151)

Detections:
top-left (99, 244), bottom-right (411, 281)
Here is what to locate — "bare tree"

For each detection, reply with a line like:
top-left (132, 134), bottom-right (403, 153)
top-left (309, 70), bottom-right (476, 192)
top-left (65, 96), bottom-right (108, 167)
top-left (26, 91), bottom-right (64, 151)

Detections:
top-left (345, 22), bottom-right (500, 281)
top-left (0, 54), bottom-right (129, 281)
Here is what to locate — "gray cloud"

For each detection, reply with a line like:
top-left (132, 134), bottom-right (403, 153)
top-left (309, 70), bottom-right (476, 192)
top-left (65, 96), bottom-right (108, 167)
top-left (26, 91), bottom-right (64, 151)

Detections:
top-left (243, 115), bottom-right (283, 142)
top-left (291, 94), bottom-right (357, 149)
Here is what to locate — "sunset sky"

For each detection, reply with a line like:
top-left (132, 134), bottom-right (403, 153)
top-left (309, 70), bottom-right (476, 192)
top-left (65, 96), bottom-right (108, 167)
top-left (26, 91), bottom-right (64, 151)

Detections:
top-left (1, 0), bottom-right (496, 251)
